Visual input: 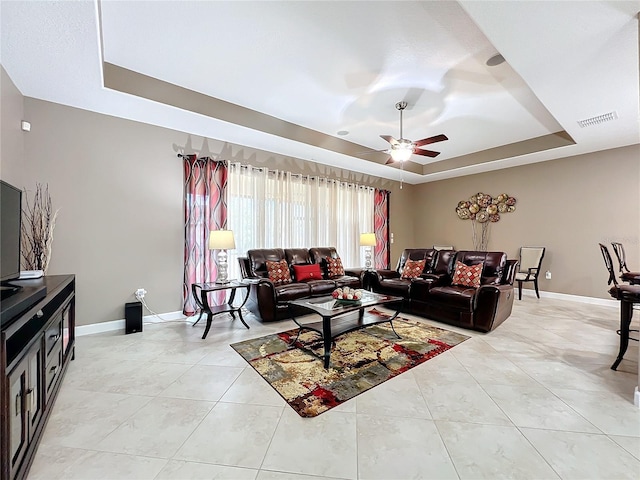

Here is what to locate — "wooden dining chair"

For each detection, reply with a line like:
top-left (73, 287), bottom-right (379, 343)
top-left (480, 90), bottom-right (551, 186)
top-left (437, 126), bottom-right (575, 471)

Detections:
top-left (599, 243), bottom-right (640, 370)
top-left (611, 242), bottom-right (640, 285)
top-left (515, 247), bottom-right (545, 300)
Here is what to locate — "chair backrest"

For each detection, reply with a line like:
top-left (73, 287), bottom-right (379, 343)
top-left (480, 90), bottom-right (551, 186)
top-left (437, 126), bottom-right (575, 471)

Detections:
top-left (599, 243), bottom-right (618, 286)
top-left (395, 249), bottom-right (437, 275)
top-left (453, 251), bottom-right (507, 285)
top-left (247, 248), bottom-right (286, 277)
top-left (611, 242), bottom-right (629, 273)
top-left (518, 247), bottom-right (545, 274)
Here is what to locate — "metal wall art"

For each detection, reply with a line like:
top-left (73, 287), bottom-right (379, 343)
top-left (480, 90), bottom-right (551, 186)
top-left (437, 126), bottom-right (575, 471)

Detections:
top-left (455, 192), bottom-right (517, 251)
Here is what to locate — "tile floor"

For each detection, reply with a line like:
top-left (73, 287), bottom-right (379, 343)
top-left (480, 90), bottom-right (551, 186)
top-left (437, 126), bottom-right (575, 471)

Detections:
top-left (28, 296), bottom-right (640, 479)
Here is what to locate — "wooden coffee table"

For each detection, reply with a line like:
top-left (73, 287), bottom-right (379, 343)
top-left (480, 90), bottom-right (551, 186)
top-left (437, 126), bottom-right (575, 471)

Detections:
top-left (288, 292), bottom-right (403, 368)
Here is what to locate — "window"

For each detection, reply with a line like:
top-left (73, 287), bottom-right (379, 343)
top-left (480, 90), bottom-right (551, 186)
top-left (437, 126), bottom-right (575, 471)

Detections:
top-left (227, 163), bottom-right (374, 278)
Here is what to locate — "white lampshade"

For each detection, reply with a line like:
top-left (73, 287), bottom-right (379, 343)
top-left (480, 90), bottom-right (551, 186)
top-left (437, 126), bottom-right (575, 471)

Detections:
top-left (360, 233), bottom-right (376, 247)
top-left (390, 140), bottom-right (414, 162)
top-left (209, 230), bottom-right (236, 250)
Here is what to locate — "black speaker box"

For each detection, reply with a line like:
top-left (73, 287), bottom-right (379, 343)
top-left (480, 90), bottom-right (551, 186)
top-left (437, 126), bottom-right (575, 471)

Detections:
top-left (125, 301), bottom-right (143, 334)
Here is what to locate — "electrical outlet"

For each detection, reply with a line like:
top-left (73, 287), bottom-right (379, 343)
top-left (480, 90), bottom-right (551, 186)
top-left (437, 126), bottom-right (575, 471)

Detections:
top-left (135, 288), bottom-right (147, 299)
top-left (545, 271), bottom-right (551, 280)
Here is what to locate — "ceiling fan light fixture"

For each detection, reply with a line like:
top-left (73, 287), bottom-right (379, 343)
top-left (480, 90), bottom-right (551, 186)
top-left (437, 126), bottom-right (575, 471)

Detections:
top-left (390, 141), bottom-right (414, 162)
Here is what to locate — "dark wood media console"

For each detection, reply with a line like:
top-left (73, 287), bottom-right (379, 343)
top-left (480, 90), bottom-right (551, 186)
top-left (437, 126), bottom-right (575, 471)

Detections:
top-left (1, 275), bottom-right (75, 480)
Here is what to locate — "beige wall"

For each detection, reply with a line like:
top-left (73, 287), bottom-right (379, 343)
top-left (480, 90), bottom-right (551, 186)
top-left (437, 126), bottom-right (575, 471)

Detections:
top-left (1, 66), bottom-right (25, 183)
top-left (412, 147), bottom-right (640, 299)
top-left (4, 65), bottom-right (638, 323)
top-left (4, 85), bottom-right (409, 325)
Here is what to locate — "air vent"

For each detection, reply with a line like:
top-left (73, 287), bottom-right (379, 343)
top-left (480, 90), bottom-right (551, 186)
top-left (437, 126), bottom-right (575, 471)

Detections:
top-left (577, 111), bottom-right (618, 128)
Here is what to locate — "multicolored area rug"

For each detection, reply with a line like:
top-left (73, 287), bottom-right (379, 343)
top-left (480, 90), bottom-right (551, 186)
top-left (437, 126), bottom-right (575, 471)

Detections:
top-left (230, 311), bottom-right (469, 417)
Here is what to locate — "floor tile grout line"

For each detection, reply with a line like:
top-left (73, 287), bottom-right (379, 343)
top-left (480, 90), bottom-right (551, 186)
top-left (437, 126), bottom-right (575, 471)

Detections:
top-left (166, 399), bottom-right (219, 462)
top-left (431, 418), bottom-right (464, 480)
top-left (255, 404), bottom-right (287, 473)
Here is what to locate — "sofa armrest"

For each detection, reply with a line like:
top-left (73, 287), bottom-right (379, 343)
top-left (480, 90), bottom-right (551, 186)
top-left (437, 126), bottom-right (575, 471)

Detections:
top-left (473, 284), bottom-right (515, 332)
top-left (243, 277), bottom-right (279, 321)
top-left (420, 272), bottom-right (450, 287)
top-left (238, 257), bottom-right (251, 279)
top-left (375, 269), bottom-right (401, 280)
top-left (344, 267), bottom-right (364, 278)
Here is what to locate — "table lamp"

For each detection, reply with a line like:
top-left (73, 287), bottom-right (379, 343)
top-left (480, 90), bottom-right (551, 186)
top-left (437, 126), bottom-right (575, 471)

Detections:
top-left (360, 232), bottom-right (376, 270)
top-left (209, 230), bottom-right (235, 284)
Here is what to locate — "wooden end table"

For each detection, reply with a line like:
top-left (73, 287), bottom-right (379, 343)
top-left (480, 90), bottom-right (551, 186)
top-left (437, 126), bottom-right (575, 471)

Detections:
top-left (191, 281), bottom-right (250, 339)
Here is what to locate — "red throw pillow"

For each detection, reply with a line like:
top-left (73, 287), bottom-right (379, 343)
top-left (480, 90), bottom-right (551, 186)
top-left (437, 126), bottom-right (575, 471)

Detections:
top-left (401, 259), bottom-right (426, 279)
top-left (326, 257), bottom-right (345, 277)
top-left (293, 263), bottom-right (323, 282)
top-left (266, 259), bottom-right (292, 285)
top-left (451, 261), bottom-right (483, 288)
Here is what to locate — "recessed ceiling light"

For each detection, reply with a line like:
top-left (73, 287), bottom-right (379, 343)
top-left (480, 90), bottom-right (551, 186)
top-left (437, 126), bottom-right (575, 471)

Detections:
top-left (486, 53), bottom-right (505, 67)
top-left (337, 130), bottom-right (349, 136)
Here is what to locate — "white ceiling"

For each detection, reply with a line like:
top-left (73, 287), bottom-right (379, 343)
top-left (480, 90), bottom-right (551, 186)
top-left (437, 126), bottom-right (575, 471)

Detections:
top-left (1, 0), bottom-right (639, 184)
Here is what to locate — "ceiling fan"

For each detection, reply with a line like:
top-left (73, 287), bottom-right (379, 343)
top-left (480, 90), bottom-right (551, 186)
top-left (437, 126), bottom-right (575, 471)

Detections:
top-left (381, 101), bottom-right (448, 165)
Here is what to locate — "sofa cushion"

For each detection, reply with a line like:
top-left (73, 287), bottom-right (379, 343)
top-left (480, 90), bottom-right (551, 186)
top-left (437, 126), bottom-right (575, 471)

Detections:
top-left (266, 259), bottom-right (292, 285)
top-left (397, 249), bottom-right (436, 274)
top-left (401, 259), bottom-right (426, 279)
top-left (248, 248), bottom-right (286, 277)
top-left (274, 282), bottom-right (311, 302)
top-left (307, 279), bottom-right (337, 296)
top-left (428, 285), bottom-right (475, 311)
top-left (432, 249), bottom-right (456, 274)
top-left (326, 257), bottom-right (345, 277)
top-left (454, 251), bottom-right (506, 283)
top-left (452, 261), bottom-right (483, 288)
top-left (293, 264), bottom-right (323, 282)
top-left (285, 248), bottom-right (313, 266)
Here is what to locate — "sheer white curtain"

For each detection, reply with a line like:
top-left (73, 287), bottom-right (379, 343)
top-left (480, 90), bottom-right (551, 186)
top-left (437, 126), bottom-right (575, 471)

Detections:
top-left (227, 163), bottom-right (374, 279)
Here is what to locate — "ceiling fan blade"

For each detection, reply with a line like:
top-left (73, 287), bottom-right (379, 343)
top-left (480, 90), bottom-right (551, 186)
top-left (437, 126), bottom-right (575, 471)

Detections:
top-left (385, 157), bottom-right (395, 165)
top-left (414, 134), bottom-right (448, 147)
top-left (412, 149), bottom-right (441, 158)
top-left (380, 135), bottom-right (399, 146)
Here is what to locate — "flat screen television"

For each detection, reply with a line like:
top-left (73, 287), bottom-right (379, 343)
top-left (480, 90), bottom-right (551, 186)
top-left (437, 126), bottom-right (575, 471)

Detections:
top-left (1, 180), bottom-right (22, 284)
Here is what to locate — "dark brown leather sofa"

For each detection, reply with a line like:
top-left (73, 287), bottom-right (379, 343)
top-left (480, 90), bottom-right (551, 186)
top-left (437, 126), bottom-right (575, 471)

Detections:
top-left (238, 247), bottom-right (362, 322)
top-left (370, 248), bottom-right (518, 332)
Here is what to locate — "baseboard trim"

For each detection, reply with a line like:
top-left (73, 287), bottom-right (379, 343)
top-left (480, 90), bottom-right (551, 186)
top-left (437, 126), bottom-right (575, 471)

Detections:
top-left (76, 310), bottom-right (186, 336)
top-left (78, 291), bottom-right (618, 336)
top-left (519, 288), bottom-right (618, 308)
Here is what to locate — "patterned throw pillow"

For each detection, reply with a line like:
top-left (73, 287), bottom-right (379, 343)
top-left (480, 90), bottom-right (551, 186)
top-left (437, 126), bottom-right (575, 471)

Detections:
top-left (266, 259), bottom-right (292, 285)
top-left (326, 257), bottom-right (345, 277)
top-left (401, 259), bottom-right (426, 279)
top-left (451, 261), bottom-right (483, 288)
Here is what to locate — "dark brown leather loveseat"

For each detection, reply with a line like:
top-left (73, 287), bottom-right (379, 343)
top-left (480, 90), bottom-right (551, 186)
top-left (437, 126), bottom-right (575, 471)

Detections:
top-left (370, 248), bottom-right (518, 332)
top-left (238, 247), bottom-right (362, 322)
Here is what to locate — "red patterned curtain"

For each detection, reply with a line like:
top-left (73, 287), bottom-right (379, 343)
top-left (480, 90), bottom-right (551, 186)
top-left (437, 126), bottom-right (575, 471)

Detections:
top-left (373, 189), bottom-right (390, 269)
top-left (183, 156), bottom-right (228, 315)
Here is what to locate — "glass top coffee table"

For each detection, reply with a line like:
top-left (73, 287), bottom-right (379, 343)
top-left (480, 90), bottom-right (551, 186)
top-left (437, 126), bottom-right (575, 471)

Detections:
top-left (288, 292), bottom-right (403, 369)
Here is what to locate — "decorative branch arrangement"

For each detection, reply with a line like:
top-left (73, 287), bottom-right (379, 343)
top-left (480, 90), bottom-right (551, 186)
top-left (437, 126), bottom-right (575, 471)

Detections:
top-left (455, 192), bottom-right (516, 251)
top-left (21, 184), bottom-right (59, 272)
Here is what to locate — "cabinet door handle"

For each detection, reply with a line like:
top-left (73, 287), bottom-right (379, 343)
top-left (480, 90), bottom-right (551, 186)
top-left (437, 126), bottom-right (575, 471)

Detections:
top-left (15, 391), bottom-right (22, 414)
top-left (50, 365), bottom-right (59, 375)
top-left (36, 310), bottom-right (44, 318)
top-left (26, 388), bottom-right (35, 410)
top-left (49, 334), bottom-right (61, 342)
